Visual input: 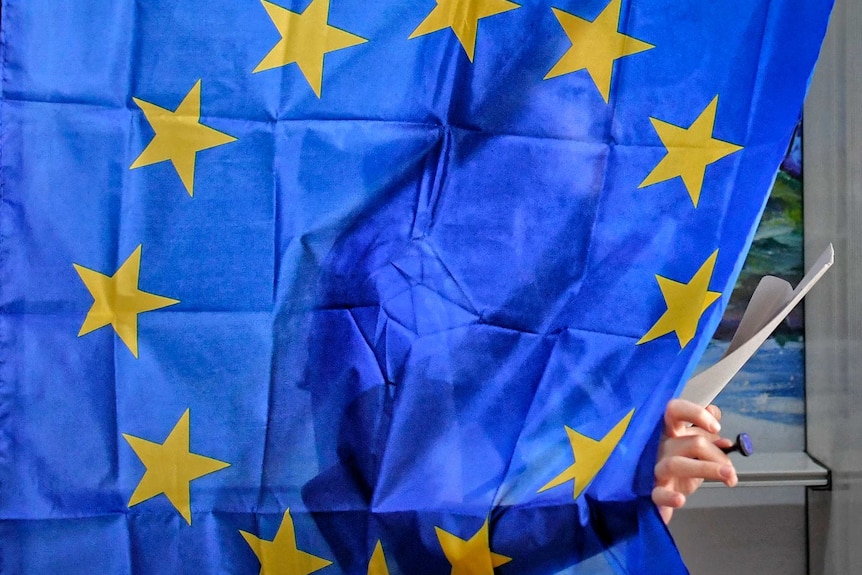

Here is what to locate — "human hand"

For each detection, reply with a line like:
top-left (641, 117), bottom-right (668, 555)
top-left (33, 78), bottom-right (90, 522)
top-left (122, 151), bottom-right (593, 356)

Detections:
top-left (652, 399), bottom-right (738, 524)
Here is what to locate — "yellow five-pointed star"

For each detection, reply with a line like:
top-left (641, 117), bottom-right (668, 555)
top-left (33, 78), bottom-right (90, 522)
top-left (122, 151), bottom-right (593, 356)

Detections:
top-left (367, 540), bottom-right (389, 575)
top-left (639, 96), bottom-right (744, 207)
top-left (638, 250), bottom-right (722, 348)
top-left (123, 409), bottom-right (230, 525)
top-left (131, 80), bottom-right (236, 197)
top-left (254, 0), bottom-right (367, 98)
top-left (545, 0), bottom-right (654, 102)
top-left (435, 519), bottom-right (511, 575)
top-left (409, 0), bottom-right (520, 62)
top-left (73, 245), bottom-right (179, 358)
top-left (538, 410), bottom-right (634, 500)
top-left (240, 509), bottom-right (333, 575)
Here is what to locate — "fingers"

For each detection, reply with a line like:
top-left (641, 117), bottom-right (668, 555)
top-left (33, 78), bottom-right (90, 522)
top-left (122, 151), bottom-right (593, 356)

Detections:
top-left (656, 401), bottom-right (737, 522)
top-left (656, 456), bottom-right (737, 488)
top-left (664, 399), bottom-right (722, 437)
top-left (653, 487), bottom-right (683, 524)
top-left (652, 486), bottom-right (686, 510)
top-left (706, 404), bottom-right (722, 422)
top-left (655, 435), bottom-right (738, 487)
top-left (661, 435), bottom-right (733, 465)
top-left (667, 424), bottom-right (722, 445)
top-left (653, 484), bottom-right (693, 525)
top-left (661, 433), bottom-right (733, 463)
top-left (714, 436), bottom-right (734, 450)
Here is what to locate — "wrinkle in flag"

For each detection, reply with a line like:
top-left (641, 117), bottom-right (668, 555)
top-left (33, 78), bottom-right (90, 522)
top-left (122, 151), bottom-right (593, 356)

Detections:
top-left (0, 0), bottom-right (833, 573)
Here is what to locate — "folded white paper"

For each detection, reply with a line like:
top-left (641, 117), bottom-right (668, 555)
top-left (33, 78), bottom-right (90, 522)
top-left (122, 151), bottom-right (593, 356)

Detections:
top-left (680, 244), bottom-right (834, 407)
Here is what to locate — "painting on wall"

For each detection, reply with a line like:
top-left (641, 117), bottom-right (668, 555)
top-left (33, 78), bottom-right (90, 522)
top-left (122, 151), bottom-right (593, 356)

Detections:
top-left (697, 120), bottom-right (805, 451)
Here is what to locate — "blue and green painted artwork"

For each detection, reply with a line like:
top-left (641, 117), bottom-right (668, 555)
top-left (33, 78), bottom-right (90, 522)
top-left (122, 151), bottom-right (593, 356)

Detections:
top-left (699, 121), bottom-right (805, 449)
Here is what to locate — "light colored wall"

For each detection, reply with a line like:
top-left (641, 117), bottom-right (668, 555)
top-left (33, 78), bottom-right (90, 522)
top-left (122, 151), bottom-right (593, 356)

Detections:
top-left (670, 487), bottom-right (807, 574)
top-left (804, 0), bottom-right (862, 571)
top-left (672, 503), bottom-right (807, 575)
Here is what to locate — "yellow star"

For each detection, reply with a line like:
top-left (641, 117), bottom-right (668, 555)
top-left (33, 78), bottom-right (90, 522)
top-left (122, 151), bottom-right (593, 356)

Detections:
top-left (434, 519), bottom-right (511, 575)
top-left (254, 0), bottom-right (367, 98)
top-left (545, 0), bottom-right (654, 102)
top-left (123, 409), bottom-right (230, 525)
top-left (538, 410), bottom-right (634, 500)
top-left (240, 509), bottom-right (333, 575)
top-left (638, 250), bottom-right (722, 348)
top-left (130, 80), bottom-right (237, 197)
top-left (367, 540), bottom-right (389, 575)
top-left (639, 96), bottom-right (744, 207)
top-left (408, 0), bottom-right (520, 62)
top-left (73, 245), bottom-right (179, 358)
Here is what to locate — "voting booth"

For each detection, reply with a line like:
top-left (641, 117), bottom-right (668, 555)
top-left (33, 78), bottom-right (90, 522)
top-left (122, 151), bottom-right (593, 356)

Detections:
top-left (0, 0), bottom-right (850, 573)
top-left (672, 2), bottom-right (861, 572)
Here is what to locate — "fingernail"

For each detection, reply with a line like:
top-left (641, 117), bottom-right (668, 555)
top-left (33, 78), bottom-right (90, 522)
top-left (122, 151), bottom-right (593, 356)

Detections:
top-left (711, 421), bottom-right (721, 433)
top-left (720, 464), bottom-right (734, 479)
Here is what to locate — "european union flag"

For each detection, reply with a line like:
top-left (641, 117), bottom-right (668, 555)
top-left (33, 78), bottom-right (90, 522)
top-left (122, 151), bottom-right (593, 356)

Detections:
top-left (0, 0), bottom-right (832, 573)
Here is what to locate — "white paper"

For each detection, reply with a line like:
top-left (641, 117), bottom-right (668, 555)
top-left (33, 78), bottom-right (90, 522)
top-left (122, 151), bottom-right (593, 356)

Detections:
top-left (680, 244), bottom-right (834, 408)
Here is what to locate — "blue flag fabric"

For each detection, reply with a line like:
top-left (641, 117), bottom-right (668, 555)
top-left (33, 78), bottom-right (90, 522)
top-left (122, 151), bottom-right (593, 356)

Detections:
top-left (0, 0), bottom-right (832, 573)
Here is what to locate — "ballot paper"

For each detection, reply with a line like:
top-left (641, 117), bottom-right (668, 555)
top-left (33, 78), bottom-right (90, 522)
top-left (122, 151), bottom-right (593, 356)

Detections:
top-left (681, 244), bottom-right (835, 407)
